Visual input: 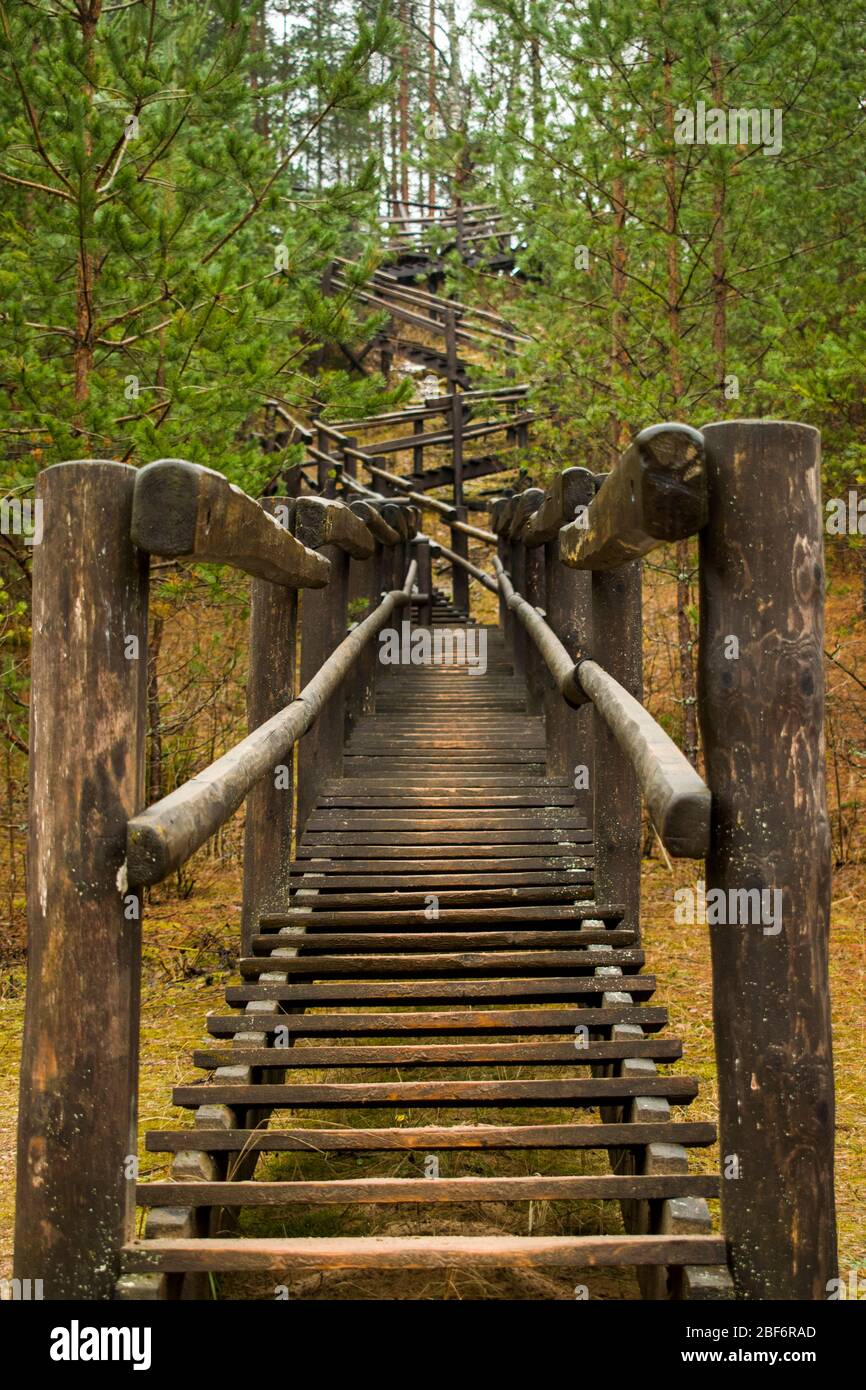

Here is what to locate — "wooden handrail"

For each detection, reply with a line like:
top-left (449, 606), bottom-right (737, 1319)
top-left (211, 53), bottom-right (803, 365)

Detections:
top-left (132, 459), bottom-right (330, 588)
top-left (429, 538), bottom-right (498, 593)
top-left (126, 561), bottom-right (417, 885)
top-left (492, 555), bottom-right (710, 859)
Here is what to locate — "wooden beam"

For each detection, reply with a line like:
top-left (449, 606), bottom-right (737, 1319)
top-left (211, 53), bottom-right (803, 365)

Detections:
top-left (293, 496), bottom-right (375, 560)
top-left (132, 458), bottom-right (330, 587)
top-left (559, 423), bottom-right (706, 569)
top-left (524, 467), bottom-right (596, 547)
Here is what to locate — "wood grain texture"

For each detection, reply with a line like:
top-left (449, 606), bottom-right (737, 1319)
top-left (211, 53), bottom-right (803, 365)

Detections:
top-left (699, 419), bottom-right (836, 1298)
top-left (293, 496), bottom-right (375, 559)
top-left (240, 498), bottom-right (297, 954)
top-left (132, 457), bottom-right (330, 587)
top-left (14, 461), bottom-right (148, 1298)
top-left (559, 424), bottom-right (706, 570)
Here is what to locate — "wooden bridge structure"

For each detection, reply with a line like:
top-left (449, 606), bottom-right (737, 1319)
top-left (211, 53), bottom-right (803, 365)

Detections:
top-left (12, 209), bottom-right (838, 1303)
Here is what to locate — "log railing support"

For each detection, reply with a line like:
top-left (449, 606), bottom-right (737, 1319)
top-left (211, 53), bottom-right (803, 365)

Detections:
top-left (241, 498), bottom-right (297, 955)
top-left (14, 461), bottom-right (148, 1299)
top-left (414, 536), bottom-right (433, 626)
top-left (296, 544), bottom-right (349, 832)
top-left (544, 544), bottom-right (592, 810)
top-left (449, 504), bottom-right (469, 616)
top-left (698, 419), bottom-right (837, 1299)
top-left (523, 541), bottom-right (546, 716)
top-left (592, 560), bottom-right (642, 938)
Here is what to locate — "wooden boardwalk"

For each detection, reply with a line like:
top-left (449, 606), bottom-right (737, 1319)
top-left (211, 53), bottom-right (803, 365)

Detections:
top-left (126, 624), bottom-right (730, 1298)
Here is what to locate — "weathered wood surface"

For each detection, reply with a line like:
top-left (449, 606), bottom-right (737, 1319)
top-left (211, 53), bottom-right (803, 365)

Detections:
top-left (524, 466), bottom-right (596, 547)
top-left (508, 486), bottom-right (545, 540)
top-left (296, 544), bottom-right (349, 832)
top-left (132, 457), bottom-right (330, 587)
top-left (577, 659), bottom-right (710, 858)
top-left (559, 423), bottom-right (706, 569)
top-left (123, 1234), bottom-right (726, 1273)
top-left (699, 419), bottom-right (836, 1299)
top-left (449, 504), bottom-right (470, 612)
top-left (14, 461), bottom-right (148, 1299)
top-left (126, 584), bottom-right (412, 884)
top-left (348, 499), bottom-right (400, 546)
top-left (493, 557), bottom-right (583, 704)
top-left (592, 562), bottom-right (643, 937)
top-left (138, 1174), bottom-right (719, 1205)
top-left (293, 496), bottom-right (375, 559)
top-left (148, 1120), bottom-right (713, 1157)
top-left (240, 498), bottom-right (297, 954)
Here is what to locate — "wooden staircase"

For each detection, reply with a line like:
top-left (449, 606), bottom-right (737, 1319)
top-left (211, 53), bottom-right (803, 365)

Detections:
top-left (124, 624), bottom-right (731, 1299)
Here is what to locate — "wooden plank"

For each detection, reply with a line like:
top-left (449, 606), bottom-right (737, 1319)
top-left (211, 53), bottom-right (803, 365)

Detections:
top-left (193, 1039), bottom-right (682, 1069)
top-left (559, 423), bottom-right (706, 570)
top-left (146, 1120), bottom-right (714, 1153)
top-left (132, 457), bottom-right (330, 587)
top-left (122, 1234), bottom-right (728, 1273)
top-left (224, 975), bottom-right (656, 1005)
top-left (172, 1075), bottom-right (696, 1108)
top-left (206, 1005), bottom-right (670, 1036)
top-left (237, 950), bottom-right (644, 977)
top-left (137, 1173), bottom-right (718, 1206)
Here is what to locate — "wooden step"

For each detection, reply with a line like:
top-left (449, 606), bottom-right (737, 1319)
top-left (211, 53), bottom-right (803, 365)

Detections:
top-left (250, 933), bottom-right (637, 956)
top-left (276, 906), bottom-right (600, 927)
top-left (238, 950), bottom-right (645, 977)
top-left (224, 975), bottom-right (657, 1006)
top-left (192, 1039), bottom-right (684, 1069)
top-left (137, 1172), bottom-right (719, 1206)
top-left (146, 1120), bottom-right (716, 1154)
top-left (172, 1075), bottom-right (698, 1109)
top-left (206, 1005), bottom-right (669, 1037)
top-left (122, 1234), bottom-right (728, 1273)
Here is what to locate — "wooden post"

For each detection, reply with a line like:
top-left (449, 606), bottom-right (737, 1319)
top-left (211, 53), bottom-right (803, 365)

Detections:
top-left (414, 535), bottom-right (433, 625)
top-left (497, 532), bottom-right (510, 639)
top-left (315, 426), bottom-right (331, 493)
top-left (341, 435), bottom-right (357, 481)
top-left (14, 461), bottom-right (148, 1299)
top-left (413, 418), bottom-right (425, 475)
top-left (450, 505), bottom-right (469, 616)
top-left (544, 548), bottom-right (593, 813)
top-left (698, 419), bottom-right (836, 1299)
top-left (509, 539), bottom-right (528, 680)
top-left (295, 545), bottom-right (349, 833)
top-left (347, 545), bottom-right (382, 730)
top-left (523, 542), bottom-right (546, 715)
top-left (445, 309), bottom-right (464, 505)
top-left (592, 560), bottom-right (642, 936)
top-left (241, 498), bottom-right (296, 956)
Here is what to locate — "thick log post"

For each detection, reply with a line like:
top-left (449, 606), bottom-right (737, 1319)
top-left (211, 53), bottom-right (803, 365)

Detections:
top-left (14, 461), bottom-right (148, 1299)
top-left (592, 560), bottom-right (642, 936)
top-left (545, 548), bottom-right (593, 809)
top-left (347, 544), bottom-right (383, 730)
top-left (414, 535), bottom-right (433, 626)
top-left (241, 498), bottom-right (296, 956)
top-left (699, 419), bottom-right (836, 1299)
top-left (509, 539), bottom-right (528, 680)
top-left (450, 505), bottom-right (470, 616)
top-left (295, 545), bottom-right (349, 833)
top-left (523, 542), bottom-right (546, 715)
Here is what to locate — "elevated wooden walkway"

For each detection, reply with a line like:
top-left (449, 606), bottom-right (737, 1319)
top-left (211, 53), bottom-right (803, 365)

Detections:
top-left (121, 623), bottom-right (729, 1298)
